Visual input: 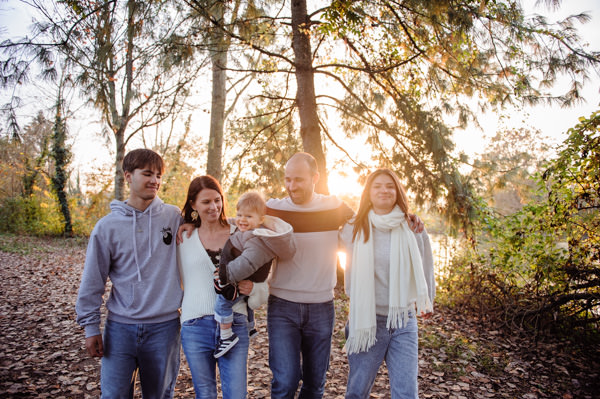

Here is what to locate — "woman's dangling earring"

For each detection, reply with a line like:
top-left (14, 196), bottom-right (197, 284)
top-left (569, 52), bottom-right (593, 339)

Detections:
top-left (191, 210), bottom-right (199, 221)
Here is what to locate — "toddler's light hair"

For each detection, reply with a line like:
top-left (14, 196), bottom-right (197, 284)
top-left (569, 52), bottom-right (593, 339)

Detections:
top-left (236, 191), bottom-right (266, 216)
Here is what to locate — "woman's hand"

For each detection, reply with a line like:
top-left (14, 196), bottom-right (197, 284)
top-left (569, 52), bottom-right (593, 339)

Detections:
top-left (176, 223), bottom-right (195, 244)
top-left (238, 280), bottom-right (254, 295)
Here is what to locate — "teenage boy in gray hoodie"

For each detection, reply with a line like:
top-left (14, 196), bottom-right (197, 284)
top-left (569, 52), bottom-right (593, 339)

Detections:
top-left (75, 149), bottom-right (183, 398)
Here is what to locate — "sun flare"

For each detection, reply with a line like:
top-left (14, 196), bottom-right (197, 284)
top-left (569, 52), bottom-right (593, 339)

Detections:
top-left (327, 170), bottom-right (363, 198)
top-left (337, 251), bottom-right (347, 271)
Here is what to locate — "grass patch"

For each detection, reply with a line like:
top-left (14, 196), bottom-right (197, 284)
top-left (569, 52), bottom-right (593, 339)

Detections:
top-left (0, 232), bottom-right (86, 256)
top-left (0, 233), bottom-right (40, 255)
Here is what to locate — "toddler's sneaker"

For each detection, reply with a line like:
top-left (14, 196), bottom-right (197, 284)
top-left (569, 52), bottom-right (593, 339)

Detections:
top-left (249, 328), bottom-right (259, 339)
top-left (214, 333), bottom-right (239, 358)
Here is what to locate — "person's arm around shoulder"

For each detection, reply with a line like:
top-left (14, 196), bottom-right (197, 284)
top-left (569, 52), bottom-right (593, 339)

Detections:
top-left (176, 222), bottom-right (195, 244)
top-left (75, 226), bottom-right (111, 358)
top-left (407, 213), bottom-right (424, 233)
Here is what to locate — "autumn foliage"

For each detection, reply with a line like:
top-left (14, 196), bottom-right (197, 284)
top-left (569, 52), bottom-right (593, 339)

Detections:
top-left (442, 111), bottom-right (600, 337)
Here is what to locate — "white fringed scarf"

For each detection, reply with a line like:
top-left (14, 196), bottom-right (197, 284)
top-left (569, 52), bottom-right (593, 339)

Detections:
top-left (345, 206), bottom-right (433, 355)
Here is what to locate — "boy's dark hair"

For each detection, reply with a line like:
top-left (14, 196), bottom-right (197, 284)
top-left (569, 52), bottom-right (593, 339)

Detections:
top-left (122, 149), bottom-right (165, 174)
top-left (236, 191), bottom-right (266, 216)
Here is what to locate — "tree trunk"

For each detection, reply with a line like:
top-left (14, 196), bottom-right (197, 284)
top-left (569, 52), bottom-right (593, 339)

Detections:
top-left (291, 0), bottom-right (328, 194)
top-left (112, 0), bottom-right (135, 201)
top-left (207, 23), bottom-right (227, 179)
top-left (114, 130), bottom-right (126, 201)
top-left (205, 1), bottom-right (228, 181)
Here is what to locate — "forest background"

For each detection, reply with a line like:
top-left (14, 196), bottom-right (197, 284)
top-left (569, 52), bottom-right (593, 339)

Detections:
top-left (0, 0), bottom-right (599, 383)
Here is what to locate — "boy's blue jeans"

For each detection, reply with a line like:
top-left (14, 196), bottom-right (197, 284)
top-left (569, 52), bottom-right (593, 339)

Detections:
top-left (214, 293), bottom-right (255, 330)
top-left (100, 318), bottom-right (180, 399)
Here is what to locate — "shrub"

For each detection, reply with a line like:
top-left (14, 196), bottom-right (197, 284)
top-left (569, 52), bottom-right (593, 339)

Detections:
top-left (0, 195), bottom-right (63, 235)
top-left (441, 111), bottom-right (600, 337)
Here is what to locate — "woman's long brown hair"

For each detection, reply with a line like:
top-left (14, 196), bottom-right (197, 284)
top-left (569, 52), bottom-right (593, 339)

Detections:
top-left (181, 175), bottom-right (229, 228)
top-left (352, 168), bottom-right (410, 243)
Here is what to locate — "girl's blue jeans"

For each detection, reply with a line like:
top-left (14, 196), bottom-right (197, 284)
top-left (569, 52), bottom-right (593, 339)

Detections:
top-left (345, 314), bottom-right (419, 399)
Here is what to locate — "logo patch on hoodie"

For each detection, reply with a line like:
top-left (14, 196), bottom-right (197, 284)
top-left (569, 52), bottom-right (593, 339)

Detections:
top-left (162, 227), bottom-right (173, 245)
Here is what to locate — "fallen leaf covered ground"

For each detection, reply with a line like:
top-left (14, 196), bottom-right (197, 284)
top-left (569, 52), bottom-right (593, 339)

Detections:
top-left (0, 234), bottom-right (598, 398)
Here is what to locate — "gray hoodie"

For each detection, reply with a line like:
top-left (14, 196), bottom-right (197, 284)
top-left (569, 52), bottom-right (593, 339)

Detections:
top-left (75, 197), bottom-right (183, 337)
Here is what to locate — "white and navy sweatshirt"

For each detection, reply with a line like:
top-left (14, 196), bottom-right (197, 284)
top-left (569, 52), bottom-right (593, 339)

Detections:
top-left (266, 193), bottom-right (353, 303)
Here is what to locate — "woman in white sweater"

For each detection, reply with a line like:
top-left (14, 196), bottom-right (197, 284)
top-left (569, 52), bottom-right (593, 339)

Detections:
top-left (339, 169), bottom-right (435, 399)
top-left (177, 176), bottom-right (268, 399)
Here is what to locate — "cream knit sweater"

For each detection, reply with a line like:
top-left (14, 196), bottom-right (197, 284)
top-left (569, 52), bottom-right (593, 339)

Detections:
top-left (177, 228), bottom-right (268, 323)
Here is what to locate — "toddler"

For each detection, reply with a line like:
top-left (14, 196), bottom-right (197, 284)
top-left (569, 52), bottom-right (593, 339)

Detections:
top-left (214, 191), bottom-right (296, 358)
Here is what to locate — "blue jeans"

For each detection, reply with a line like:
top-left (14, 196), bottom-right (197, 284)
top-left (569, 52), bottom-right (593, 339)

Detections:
top-left (267, 295), bottom-right (335, 399)
top-left (181, 313), bottom-right (249, 399)
top-left (345, 314), bottom-right (419, 399)
top-left (100, 318), bottom-right (181, 399)
top-left (214, 294), bottom-right (254, 330)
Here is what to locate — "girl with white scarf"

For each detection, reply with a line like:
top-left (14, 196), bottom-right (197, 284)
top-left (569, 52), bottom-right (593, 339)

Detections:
top-left (339, 169), bottom-right (435, 399)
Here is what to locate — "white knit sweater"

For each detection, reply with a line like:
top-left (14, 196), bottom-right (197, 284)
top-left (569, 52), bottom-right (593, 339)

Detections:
top-left (177, 228), bottom-right (268, 323)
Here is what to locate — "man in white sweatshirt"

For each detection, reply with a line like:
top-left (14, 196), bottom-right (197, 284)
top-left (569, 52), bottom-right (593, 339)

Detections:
top-left (75, 149), bottom-right (183, 398)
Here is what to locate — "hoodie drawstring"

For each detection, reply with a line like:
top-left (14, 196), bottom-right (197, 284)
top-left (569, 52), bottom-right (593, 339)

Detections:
top-left (148, 207), bottom-right (152, 260)
top-left (132, 213), bottom-right (142, 282)
top-left (132, 207), bottom-right (153, 282)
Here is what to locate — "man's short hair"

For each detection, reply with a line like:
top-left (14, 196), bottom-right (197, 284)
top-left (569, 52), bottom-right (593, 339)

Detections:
top-left (287, 152), bottom-right (318, 176)
top-left (122, 149), bottom-right (165, 174)
top-left (236, 191), bottom-right (266, 216)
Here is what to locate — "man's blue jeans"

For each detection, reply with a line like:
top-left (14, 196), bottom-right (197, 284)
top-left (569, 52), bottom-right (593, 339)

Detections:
top-left (100, 318), bottom-right (181, 399)
top-left (267, 295), bottom-right (335, 399)
top-left (181, 313), bottom-right (249, 399)
top-left (345, 314), bottom-right (419, 399)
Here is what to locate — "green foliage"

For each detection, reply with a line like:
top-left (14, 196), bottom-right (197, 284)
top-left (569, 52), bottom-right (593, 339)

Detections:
top-left (442, 111), bottom-right (600, 336)
top-left (223, 97), bottom-right (302, 199)
top-left (159, 136), bottom-right (198, 211)
top-left (2, 0), bottom-right (205, 201)
top-left (0, 111), bottom-right (73, 236)
top-left (313, 0), bottom-right (597, 227)
top-left (468, 124), bottom-right (553, 214)
top-left (0, 194), bottom-right (64, 236)
top-left (0, 113), bottom-right (53, 198)
top-left (70, 192), bottom-right (112, 237)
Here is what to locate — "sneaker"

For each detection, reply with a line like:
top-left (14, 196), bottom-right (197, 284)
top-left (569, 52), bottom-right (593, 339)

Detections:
top-left (249, 328), bottom-right (259, 339)
top-left (214, 333), bottom-right (239, 358)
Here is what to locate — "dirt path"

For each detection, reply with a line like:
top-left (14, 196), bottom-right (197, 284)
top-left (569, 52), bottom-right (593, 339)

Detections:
top-left (0, 235), bottom-right (598, 398)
